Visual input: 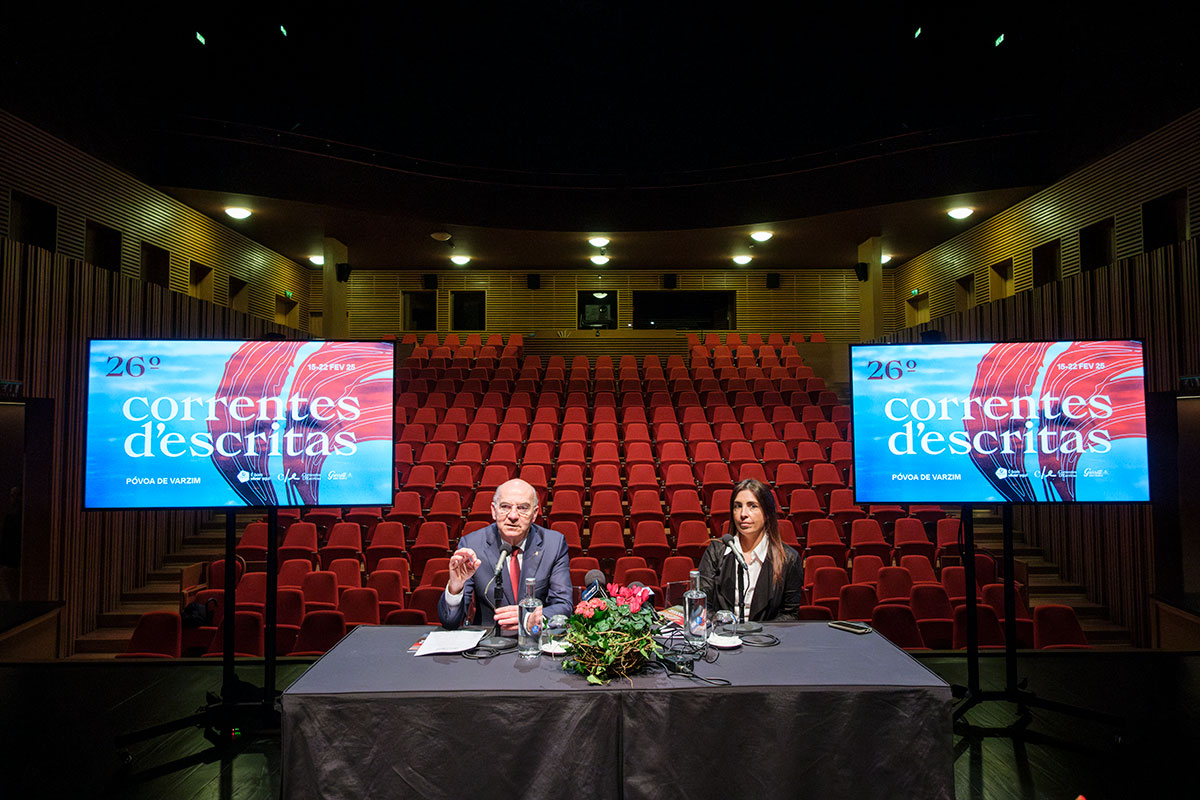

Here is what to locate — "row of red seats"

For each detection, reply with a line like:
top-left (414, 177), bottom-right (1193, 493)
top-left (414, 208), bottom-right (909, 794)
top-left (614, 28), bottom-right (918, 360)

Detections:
top-left (860, 601), bottom-right (1088, 651)
top-left (121, 595), bottom-right (1086, 660)
top-left (401, 343), bottom-right (819, 372)
top-left (233, 513), bottom-right (958, 597)
top-left (396, 363), bottom-right (824, 395)
top-left (245, 489), bottom-right (950, 560)
top-left (400, 332), bottom-right (522, 349)
top-left (405, 346), bottom-right (521, 363)
top-left (395, 365), bottom-right (830, 397)
top-left (395, 381), bottom-right (826, 408)
top-left (686, 332), bottom-right (825, 349)
top-left (395, 421), bottom-right (851, 476)
top-left (687, 345), bottom-right (814, 368)
top-left (399, 333), bottom-right (826, 360)
top-left (121, 606), bottom-right (432, 659)
top-left (808, 564), bottom-right (993, 615)
top-left (400, 352), bottom-right (685, 379)
top-left (396, 409), bottom-right (849, 452)
top-left (395, 454), bottom-right (853, 517)
top-left (801, 571), bottom-right (1084, 650)
top-left (394, 387), bottom-right (839, 425)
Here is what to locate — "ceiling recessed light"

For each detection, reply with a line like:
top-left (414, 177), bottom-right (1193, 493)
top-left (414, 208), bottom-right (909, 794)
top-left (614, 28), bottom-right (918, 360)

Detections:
top-left (881, 254), bottom-right (892, 264)
top-left (450, 255), bottom-right (471, 266)
top-left (590, 255), bottom-right (610, 266)
top-left (309, 255), bottom-right (325, 266)
top-left (732, 255), bottom-right (753, 265)
top-left (948, 207), bottom-right (974, 220)
top-left (750, 231), bottom-right (773, 242)
top-left (431, 231), bottom-right (452, 242)
top-left (592, 292), bottom-right (608, 299)
top-left (224, 207), bottom-right (251, 219)
top-left (589, 237), bottom-right (610, 248)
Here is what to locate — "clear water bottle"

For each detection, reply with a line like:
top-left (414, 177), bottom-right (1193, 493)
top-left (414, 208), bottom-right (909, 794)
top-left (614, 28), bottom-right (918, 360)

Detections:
top-left (518, 577), bottom-right (543, 659)
top-left (683, 570), bottom-right (707, 646)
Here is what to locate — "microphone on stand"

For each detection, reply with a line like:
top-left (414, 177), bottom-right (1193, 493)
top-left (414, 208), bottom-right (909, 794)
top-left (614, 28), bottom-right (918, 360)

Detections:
top-left (719, 534), bottom-right (762, 634)
top-left (720, 533), bottom-right (749, 569)
top-left (479, 542), bottom-right (517, 650)
top-left (491, 541), bottom-right (514, 584)
top-left (581, 569), bottom-right (609, 602)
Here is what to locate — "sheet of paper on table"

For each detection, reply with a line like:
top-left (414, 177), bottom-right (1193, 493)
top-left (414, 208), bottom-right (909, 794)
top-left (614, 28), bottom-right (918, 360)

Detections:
top-left (414, 629), bottom-right (486, 656)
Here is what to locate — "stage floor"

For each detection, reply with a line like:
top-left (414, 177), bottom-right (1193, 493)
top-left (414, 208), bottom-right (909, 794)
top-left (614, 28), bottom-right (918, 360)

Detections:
top-left (0, 650), bottom-right (1196, 799)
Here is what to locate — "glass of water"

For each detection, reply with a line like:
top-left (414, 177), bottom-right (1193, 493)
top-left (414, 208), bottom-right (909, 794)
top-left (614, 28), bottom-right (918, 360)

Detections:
top-left (713, 610), bottom-right (737, 637)
top-left (540, 614), bottom-right (569, 655)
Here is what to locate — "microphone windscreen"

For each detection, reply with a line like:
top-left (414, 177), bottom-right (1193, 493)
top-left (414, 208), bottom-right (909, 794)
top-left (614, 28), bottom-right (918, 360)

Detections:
top-left (584, 569), bottom-right (606, 587)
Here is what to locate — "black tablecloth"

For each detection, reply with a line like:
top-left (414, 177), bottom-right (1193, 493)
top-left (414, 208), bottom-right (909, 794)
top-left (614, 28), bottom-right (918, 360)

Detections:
top-left (282, 623), bottom-right (952, 799)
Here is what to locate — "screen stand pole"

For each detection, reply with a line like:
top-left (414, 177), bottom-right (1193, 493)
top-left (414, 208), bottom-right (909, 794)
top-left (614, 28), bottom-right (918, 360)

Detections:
top-left (953, 503), bottom-right (1126, 741)
top-left (963, 504), bottom-right (980, 696)
top-left (1002, 503), bottom-right (1018, 696)
top-left (116, 509), bottom-right (271, 758)
top-left (263, 507), bottom-right (279, 718)
top-left (221, 510), bottom-right (238, 713)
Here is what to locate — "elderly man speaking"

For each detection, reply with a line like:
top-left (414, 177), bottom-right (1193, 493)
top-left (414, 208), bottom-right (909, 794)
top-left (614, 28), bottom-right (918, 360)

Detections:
top-left (438, 478), bottom-right (573, 630)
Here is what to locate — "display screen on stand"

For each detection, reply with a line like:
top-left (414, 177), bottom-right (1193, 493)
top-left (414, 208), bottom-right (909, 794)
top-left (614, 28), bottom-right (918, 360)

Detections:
top-left (83, 339), bottom-right (395, 509)
top-left (849, 340), bottom-right (1149, 504)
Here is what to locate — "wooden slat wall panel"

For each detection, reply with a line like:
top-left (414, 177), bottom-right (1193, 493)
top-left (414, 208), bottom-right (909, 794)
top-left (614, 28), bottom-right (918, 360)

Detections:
top-left (891, 239), bottom-right (1200, 645)
top-left (345, 268), bottom-right (861, 343)
top-left (889, 108), bottom-right (1200, 330)
top-left (0, 237), bottom-right (297, 656)
top-left (0, 111), bottom-right (312, 332)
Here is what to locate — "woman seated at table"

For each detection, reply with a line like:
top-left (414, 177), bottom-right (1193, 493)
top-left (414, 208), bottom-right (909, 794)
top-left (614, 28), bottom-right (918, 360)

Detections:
top-left (698, 478), bottom-right (804, 621)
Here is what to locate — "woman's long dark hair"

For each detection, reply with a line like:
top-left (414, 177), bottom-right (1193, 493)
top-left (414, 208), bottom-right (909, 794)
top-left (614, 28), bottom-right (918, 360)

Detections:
top-left (729, 478), bottom-right (787, 584)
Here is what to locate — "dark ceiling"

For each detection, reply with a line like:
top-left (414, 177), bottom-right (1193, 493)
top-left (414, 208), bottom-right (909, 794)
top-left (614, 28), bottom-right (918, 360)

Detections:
top-left (1, 5), bottom-right (1197, 270)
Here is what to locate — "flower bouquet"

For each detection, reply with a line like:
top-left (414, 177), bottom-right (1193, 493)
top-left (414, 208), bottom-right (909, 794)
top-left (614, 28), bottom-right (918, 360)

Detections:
top-left (564, 583), bottom-right (661, 685)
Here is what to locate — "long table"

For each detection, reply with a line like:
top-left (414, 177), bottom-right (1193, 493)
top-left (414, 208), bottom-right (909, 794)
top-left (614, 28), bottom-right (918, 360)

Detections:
top-left (282, 623), bottom-right (953, 799)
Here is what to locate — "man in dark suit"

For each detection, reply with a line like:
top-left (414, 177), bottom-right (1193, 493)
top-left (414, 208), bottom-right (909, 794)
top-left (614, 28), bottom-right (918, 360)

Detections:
top-left (438, 478), bottom-right (573, 629)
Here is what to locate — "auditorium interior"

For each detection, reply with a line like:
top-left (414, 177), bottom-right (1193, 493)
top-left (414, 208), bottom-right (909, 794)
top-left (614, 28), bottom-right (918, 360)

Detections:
top-left (1, 7), bottom-right (1199, 799)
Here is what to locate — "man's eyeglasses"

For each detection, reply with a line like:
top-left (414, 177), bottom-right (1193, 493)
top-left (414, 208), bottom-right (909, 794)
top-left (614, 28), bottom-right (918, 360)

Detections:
top-left (495, 503), bottom-right (535, 516)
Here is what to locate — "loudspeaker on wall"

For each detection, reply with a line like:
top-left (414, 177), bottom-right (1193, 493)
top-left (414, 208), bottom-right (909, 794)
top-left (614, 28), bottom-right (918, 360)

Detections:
top-left (527, 274), bottom-right (541, 290)
top-left (664, 274), bottom-right (677, 289)
top-left (422, 274), bottom-right (438, 290)
top-left (854, 262), bottom-right (869, 281)
top-left (335, 263), bottom-right (352, 282)
top-left (766, 273), bottom-right (781, 289)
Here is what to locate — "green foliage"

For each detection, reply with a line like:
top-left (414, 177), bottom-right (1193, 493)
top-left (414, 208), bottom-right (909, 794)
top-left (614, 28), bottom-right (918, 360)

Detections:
top-left (563, 586), bottom-right (662, 685)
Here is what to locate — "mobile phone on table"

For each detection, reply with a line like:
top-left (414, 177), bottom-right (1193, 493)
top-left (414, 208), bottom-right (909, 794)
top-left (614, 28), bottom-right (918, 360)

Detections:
top-left (828, 620), bottom-right (872, 634)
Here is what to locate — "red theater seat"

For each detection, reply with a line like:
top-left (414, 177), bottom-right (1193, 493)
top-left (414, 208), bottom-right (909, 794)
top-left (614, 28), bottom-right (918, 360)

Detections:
top-left (118, 612), bottom-right (182, 658)
top-left (1033, 604), bottom-right (1090, 649)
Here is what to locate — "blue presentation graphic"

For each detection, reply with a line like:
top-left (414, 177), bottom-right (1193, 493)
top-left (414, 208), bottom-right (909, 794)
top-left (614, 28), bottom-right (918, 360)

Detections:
top-left (84, 340), bottom-right (394, 509)
top-left (849, 341), bottom-right (1149, 504)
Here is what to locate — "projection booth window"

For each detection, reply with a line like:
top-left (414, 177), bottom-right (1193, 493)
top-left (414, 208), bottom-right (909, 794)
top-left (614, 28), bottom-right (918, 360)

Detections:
top-left (403, 291), bottom-right (437, 331)
top-left (632, 291), bottom-right (735, 329)
top-left (578, 290), bottom-right (618, 330)
top-left (451, 290), bottom-right (486, 331)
